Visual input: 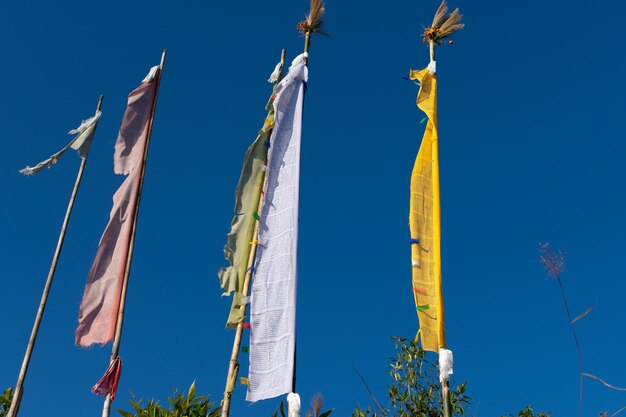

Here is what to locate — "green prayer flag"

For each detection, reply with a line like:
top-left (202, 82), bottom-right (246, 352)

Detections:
top-left (218, 79), bottom-right (280, 328)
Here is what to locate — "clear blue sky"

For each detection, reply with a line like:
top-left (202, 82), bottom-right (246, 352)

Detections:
top-left (1, 0), bottom-right (626, 416)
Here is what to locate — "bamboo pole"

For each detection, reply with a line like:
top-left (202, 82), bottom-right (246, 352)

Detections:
top-left (7, 95), bottom-right (104, 417)
top-left (220, 49), bottom-right (287, 417)
top-left (427, 39), bottom-right (451, 417)
top-left (101, 50), bottom-right (166, 417)
top-left (290, 31), bottom-right (316, 395)
top-left (303, 32), bottom-right (311, 63)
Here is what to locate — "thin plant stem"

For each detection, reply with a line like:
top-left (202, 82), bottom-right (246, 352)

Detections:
top-left (555, 273), bottom-right (583, 417)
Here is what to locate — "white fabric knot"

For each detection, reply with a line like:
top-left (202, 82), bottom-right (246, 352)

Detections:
top-left (287, 392), bottom-right (301, 417)
top-left (142, 65), bottom-right (160, 83)
top-left (439, 348), bottom-right (453, 382)
top-left (290, 52), bottom-right (308, 68)
top-left (427, 60), bottom-right (437, 74)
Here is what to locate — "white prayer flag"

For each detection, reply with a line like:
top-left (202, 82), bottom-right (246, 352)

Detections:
top-left (247, 55), bottom-right (307, 402)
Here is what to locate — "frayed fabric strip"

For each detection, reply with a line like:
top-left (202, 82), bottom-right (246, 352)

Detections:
top-left (268, 62), bottom-right (282, 83)
top-left (20, 110), bottom-right (101, 174)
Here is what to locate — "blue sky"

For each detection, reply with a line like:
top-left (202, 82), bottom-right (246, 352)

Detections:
top-left (2, 0), bottom-right (626, 416)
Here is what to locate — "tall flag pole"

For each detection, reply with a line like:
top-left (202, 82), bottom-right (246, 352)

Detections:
top-left (8, 96), bottom-right (104, 417)
top-left (246, 0), bottom-right (325, 413)
top-left (219, 49), bottom-right (286, 417)
top-left (408, 2), bottom-right (463, 417)
top-left (71, 50), bottom-right (165, 417)
top-left (247, 51), bottom-right (306, 404)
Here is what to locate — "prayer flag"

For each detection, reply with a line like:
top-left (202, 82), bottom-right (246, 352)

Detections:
top-left (247, 53), bottom-right (307, 402)
top-left (19, 111), bottom-right (101, 175)
top-left (91, 357), bottom-right (122, 401)
top-left (76, 66), bottom-right (160, 347)
top-left (408, 61), bottom-right (446, 352)
top-left (218, 65), bottom-right (282, 328)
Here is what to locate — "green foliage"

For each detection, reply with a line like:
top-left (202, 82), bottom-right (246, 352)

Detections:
top-left (351, 338), bottom-right (551, 417)
top-left (501, 406), bottom-right (551, 417)
top-left (352, 337), bottom-right (469, 417)
top-left (0, 388), bottom-right (13, 417)
top-left (117, 382), bottom-right (220, 417)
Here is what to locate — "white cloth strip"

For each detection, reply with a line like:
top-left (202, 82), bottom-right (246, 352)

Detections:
top-left (287, 392), bottom-right (301, 417)
top-left (439, 348), bottom-right (453, 382)
top-left (247, 59), bottom-right (308, 402)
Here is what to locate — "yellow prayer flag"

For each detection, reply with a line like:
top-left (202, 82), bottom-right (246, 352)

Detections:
top-left (409, 65), bottom-right (446, 352)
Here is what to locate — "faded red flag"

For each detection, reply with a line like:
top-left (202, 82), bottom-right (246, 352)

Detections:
top-left (76, 67), bottom-right (160, 347)
top-left (92, 357), bottom-right (123, 401)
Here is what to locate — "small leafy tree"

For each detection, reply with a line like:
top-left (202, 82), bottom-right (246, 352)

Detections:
top-left (117, 382), bottom-right (220, 417)
top-left (0, 388), bottom-right (13, 417)
top-left (351, 337), bottom-right (550, 417)
top-left (352, 337), bottom-right (469, 417)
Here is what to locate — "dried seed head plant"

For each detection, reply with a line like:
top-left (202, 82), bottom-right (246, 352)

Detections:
top-left (539, 243), bottom-right (566, 278)
top-left (539, 243), bottom-right (583, 417)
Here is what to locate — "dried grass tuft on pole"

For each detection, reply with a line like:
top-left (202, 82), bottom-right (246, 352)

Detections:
top-left (422, 0), bottom-right (464, 45)
top-left (297, 0), bottom-right (328, 37)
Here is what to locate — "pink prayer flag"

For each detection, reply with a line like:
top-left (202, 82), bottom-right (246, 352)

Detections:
top-left (114, 72), bottom-right (160, 175)
top-left (76, 68), bottom-right (159, 347)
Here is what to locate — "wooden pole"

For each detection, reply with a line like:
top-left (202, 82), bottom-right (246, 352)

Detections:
top-left (101, 49), bottom-right (166, 417)
top-left (220, 49), bottom-right (287, 417)
top-left (7, 95), bottom-right (104, 417)
top-left (427, 39), bottom-right (451, 417)
top-left (429, 41), bottom-right (436, 63)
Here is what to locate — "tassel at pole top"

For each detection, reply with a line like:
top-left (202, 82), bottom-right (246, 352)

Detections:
top-left (422, 0), bottom-right (464, 46)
